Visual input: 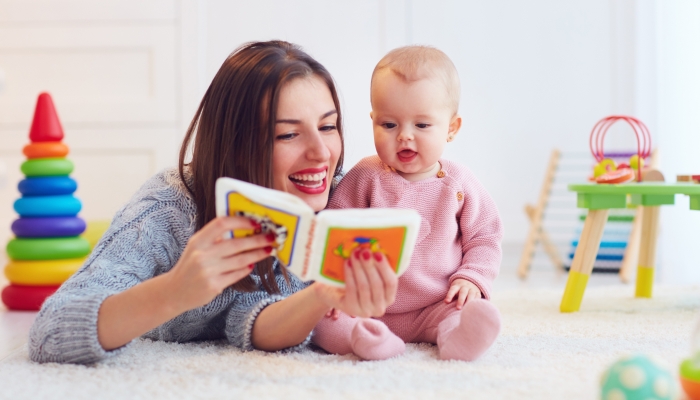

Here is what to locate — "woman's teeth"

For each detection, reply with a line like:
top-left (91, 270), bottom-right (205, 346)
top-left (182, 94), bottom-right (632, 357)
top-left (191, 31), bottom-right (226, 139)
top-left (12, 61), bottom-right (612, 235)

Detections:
top-left (294, 180), bottom-right (323, 188)
top-left (289, 170), bottom-right (326, 188)
top-left (290, 170), bottom-right (326, 181)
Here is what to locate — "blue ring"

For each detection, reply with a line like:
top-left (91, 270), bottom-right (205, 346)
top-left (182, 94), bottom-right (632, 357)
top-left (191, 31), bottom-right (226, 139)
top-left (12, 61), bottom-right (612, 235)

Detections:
top-left (18, 177), bottom-right (77, 196)
top-left (11, 217), bottom-right (86, 237)
top-left (14, 195), bottom-right (82, 217)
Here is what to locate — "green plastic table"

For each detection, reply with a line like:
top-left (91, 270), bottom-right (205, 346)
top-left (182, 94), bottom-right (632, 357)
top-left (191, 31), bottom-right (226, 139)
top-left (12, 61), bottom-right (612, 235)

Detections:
top-left (561, 182), bottom-right (700, 312)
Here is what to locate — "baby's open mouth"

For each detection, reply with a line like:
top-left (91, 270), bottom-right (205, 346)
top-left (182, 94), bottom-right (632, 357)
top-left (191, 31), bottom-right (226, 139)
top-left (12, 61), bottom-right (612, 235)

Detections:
top-left (397, 150), bottom-right (417, 162)
top-left (289, 169), bottom-right (327, 188)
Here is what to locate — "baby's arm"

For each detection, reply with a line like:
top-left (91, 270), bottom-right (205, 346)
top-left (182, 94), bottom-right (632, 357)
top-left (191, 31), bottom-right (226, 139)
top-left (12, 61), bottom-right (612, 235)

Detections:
top-left (449, 174), bottom-right (504, 301)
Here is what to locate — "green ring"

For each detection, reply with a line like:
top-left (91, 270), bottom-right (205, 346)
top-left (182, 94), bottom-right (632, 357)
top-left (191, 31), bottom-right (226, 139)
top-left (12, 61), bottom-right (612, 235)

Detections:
top-left (21, 158), bottom-right (74, 177)
top-left (6, 237), bottom-right (90, 261)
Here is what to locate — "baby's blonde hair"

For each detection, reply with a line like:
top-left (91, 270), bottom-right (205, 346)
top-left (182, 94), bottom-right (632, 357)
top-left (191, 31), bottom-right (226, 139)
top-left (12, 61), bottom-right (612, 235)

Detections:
top-left (371, 45), bottom-right (460, 114)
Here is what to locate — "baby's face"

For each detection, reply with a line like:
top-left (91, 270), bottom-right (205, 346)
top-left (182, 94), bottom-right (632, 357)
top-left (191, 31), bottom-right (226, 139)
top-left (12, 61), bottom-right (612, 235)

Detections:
top-left (371, 71), bottom-right (460, 182)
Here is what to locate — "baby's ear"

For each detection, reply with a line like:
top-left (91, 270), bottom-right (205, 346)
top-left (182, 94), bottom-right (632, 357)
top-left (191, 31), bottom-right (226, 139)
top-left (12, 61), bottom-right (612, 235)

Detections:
top-left (447, 114), bottom-right (462, 142)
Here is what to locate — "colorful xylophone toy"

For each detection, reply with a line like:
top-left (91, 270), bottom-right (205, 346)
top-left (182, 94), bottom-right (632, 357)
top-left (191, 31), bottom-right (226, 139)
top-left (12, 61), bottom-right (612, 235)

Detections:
top-left (1, 92), bottom-right (90, 311)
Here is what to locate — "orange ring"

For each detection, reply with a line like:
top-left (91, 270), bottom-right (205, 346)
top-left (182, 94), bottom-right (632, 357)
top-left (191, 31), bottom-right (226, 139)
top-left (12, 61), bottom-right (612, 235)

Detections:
top-left (23, 142), bottom-right (69, 159)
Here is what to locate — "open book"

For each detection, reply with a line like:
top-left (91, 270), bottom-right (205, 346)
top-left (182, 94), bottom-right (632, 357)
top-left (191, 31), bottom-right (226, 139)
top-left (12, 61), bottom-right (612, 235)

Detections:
top-left (215, 177), bottom-right (421, 287)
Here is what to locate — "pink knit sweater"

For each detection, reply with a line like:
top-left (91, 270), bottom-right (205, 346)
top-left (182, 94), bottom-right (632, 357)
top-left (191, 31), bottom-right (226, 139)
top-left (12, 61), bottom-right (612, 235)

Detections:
top-left (327, 156), bottom-right (503, 314)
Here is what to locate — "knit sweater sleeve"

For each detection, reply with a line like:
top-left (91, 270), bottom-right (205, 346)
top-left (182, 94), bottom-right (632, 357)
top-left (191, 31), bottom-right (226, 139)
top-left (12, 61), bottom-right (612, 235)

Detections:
top-left (224, 265), bottom-right (312, 351)
top-left (28, 171), bottom-right (195, 364)
top-left (326, 156), bottom-right (379, 210)
top-left (448, 167), bottom-right (503, 300)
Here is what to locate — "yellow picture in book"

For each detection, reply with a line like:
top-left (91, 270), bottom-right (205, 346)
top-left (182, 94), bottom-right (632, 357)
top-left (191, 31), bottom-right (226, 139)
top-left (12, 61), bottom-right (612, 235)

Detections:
top-left (226, 192), bottom-right (300, 266)
top-left (320, 227), bottom-right (407, 283)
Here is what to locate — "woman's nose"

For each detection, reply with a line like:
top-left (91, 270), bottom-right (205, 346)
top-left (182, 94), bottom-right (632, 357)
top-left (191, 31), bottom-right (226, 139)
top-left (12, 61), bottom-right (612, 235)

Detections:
top-left (306, 132), bottom-right (331, 161)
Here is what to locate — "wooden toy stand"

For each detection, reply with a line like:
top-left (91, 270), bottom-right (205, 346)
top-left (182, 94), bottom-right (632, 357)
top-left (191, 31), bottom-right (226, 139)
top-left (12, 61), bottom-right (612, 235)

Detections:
top-left (559, 115), bottom-right (699, 312)
top-left (560, 182), bottom-right (700, 312)
top-left (517, 149), bottom-right (564, 278)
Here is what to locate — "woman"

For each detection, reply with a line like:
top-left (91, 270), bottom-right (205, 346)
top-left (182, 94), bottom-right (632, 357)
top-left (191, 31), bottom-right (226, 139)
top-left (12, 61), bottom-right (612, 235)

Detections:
top-left (29, 41), bottom-right (397, 364)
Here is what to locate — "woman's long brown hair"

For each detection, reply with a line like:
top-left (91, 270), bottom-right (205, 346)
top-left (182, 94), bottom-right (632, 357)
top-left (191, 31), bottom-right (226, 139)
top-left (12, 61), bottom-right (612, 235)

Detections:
top-left (178, 41), bottom-right (344, 293)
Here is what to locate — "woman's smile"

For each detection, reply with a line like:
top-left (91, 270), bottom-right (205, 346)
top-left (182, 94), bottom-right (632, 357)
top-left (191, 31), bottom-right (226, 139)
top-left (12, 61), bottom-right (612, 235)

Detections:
top-left (289, 167), bottom-right (328, 194)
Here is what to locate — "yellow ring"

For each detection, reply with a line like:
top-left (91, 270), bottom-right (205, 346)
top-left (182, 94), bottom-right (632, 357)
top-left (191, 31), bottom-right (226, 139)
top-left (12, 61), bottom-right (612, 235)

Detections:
top-left (4, 257), bottom-right (86, 285)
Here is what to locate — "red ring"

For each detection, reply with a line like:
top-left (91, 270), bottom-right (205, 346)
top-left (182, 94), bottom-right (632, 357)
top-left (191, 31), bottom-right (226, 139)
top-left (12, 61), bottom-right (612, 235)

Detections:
top-left (1, 284), bottom-right (59, 311)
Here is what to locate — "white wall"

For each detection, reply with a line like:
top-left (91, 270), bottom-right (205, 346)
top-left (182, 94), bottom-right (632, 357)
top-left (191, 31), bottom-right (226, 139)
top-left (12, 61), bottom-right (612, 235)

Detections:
top-left (200, 0), bottom-right (632, 246)
top-left (651, 1), bottom-right (700, 283)
top-left (8, 1), bottom-right (697, 281)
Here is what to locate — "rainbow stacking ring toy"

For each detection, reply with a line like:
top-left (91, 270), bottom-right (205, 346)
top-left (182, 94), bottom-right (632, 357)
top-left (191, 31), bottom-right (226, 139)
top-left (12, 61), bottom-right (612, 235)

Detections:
top-left (14, 195), bottom-right (82, 217)
top-left (2, 92), bottom-right (91, 311)
top-left (23, 141), bottom-right (69, 159)
top-left (21, 158), bottom-right (74, 177)
top-left (4, 258), bottom-right (86, 286)
top-left (12, 217), bottom-right (86, 237)
top-left (1, 285), bottom-right (60, 311)
top-left (18, 177), bottom-right (77, 196)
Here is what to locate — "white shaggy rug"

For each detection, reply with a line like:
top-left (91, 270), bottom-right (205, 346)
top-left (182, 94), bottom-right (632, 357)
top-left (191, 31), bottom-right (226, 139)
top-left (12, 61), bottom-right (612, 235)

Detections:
top-left (1, 285), bottom-right (698, 400)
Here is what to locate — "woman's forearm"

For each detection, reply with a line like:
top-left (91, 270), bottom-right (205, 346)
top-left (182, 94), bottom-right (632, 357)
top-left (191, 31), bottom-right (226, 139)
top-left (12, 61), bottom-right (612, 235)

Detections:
top-left (97, 273), bottom-right (186, 350)
top-left (251, 284), bottom-right (329, 351)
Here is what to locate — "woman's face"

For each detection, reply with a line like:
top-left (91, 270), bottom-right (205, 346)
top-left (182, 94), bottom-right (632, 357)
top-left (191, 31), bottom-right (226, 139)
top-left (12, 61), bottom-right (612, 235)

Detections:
top-left (272, 75), bottom-right (342, 212)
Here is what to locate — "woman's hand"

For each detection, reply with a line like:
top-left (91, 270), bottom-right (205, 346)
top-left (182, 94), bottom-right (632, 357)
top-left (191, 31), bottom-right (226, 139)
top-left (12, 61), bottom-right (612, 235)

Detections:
top-left (164, 216), bottom-right (274, 312)
top-left (313, 248), bottom-right (398, 318)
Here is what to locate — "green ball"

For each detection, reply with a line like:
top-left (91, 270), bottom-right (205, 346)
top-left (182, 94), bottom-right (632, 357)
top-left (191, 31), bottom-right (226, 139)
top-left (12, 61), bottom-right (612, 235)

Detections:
top-left (601, 355), bottom-right (676, 400)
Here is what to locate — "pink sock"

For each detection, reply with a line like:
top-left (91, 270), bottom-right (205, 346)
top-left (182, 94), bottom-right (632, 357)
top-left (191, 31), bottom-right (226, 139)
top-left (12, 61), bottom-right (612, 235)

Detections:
top-left (350, 319), bottom-right (405, 360)
top-left (437, 299), bottom-right (501, 361)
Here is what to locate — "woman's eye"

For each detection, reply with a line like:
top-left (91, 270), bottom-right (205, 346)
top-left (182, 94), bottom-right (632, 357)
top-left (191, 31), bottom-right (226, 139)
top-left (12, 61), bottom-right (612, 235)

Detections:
top-left (276, 133), bottom-right (298, 141)
top-left (416, 123), bottom-right (430, 129)
top-left (382, 123), bottom-right (397, 129)
top-left (320, 124), bottom-right (337, 132)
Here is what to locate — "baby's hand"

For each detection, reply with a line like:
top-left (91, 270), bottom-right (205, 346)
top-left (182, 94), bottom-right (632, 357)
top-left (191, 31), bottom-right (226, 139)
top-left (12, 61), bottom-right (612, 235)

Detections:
top-left (445, 279), bottom-right (481, 310)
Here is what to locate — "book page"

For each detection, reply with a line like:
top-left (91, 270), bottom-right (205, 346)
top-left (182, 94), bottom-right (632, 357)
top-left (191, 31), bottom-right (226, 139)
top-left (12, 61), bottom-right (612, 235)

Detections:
top-left (215, 178), bottom-right (314, 269)
top-left (307, 209), bottom-right (421, 286)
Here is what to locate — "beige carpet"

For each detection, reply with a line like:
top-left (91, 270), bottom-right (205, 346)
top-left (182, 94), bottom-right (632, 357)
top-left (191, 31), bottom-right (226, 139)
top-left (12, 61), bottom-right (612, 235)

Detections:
top-left (0, 285), bottom-right (698, 399)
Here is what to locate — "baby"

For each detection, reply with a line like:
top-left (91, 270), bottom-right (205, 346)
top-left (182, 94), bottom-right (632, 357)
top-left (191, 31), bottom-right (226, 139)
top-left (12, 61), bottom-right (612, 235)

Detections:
top-left (312, 45), bottom-right (503, 361)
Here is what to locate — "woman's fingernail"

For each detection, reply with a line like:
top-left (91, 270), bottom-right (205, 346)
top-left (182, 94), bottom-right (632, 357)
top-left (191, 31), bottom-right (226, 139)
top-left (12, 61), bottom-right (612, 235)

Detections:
top-left (248, 264), bottom-right (254, 269)
top-left (265, 232), bottom-right (275, 242)
top-left (264, 246), bottom-right (273, 254)
top-left (353, 251), bottom-right (360, 260)
top-left (373, 252), bottom-right (383, 261)
top-left (250, 220), bottom-right (261, 228)
top-left (362, 250), bottom-right (371, 260)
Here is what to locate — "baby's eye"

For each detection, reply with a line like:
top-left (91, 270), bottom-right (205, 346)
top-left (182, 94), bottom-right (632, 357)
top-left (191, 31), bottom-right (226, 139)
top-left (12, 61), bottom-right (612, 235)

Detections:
top-left (276, 133), bottom-right (298, 141)
top-left (416, 123), bottom-right (430, 129)
top-left (382, 122), bottom-right (397, 129)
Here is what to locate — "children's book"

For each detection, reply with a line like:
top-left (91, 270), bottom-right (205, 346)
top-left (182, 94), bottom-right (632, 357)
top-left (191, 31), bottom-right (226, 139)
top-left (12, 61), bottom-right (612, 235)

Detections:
top-left (215, 177), bottom-right (421, 287)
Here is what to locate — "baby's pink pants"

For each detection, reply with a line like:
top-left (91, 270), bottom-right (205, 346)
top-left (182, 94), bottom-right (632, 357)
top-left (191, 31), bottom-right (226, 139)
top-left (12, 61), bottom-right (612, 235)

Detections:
top-left (312, 299), bottom-right (500, 361)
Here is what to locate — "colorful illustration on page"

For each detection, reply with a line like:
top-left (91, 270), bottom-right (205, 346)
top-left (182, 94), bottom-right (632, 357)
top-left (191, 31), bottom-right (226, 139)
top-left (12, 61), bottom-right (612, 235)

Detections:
top-left (226, 191), bottom-right (301, 266)
top-left (320, 226), bottom-right (407, 283)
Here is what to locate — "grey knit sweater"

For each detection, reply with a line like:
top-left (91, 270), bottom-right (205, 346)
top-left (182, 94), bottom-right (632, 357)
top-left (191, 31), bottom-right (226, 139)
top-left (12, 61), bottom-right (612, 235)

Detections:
top-left (28, 168), bottom-right (310, 364)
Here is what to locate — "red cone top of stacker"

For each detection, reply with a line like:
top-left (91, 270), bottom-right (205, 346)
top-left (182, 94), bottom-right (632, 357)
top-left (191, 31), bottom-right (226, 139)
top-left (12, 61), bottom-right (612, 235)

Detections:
top-left (28, 92), bottom-right (64, 142)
